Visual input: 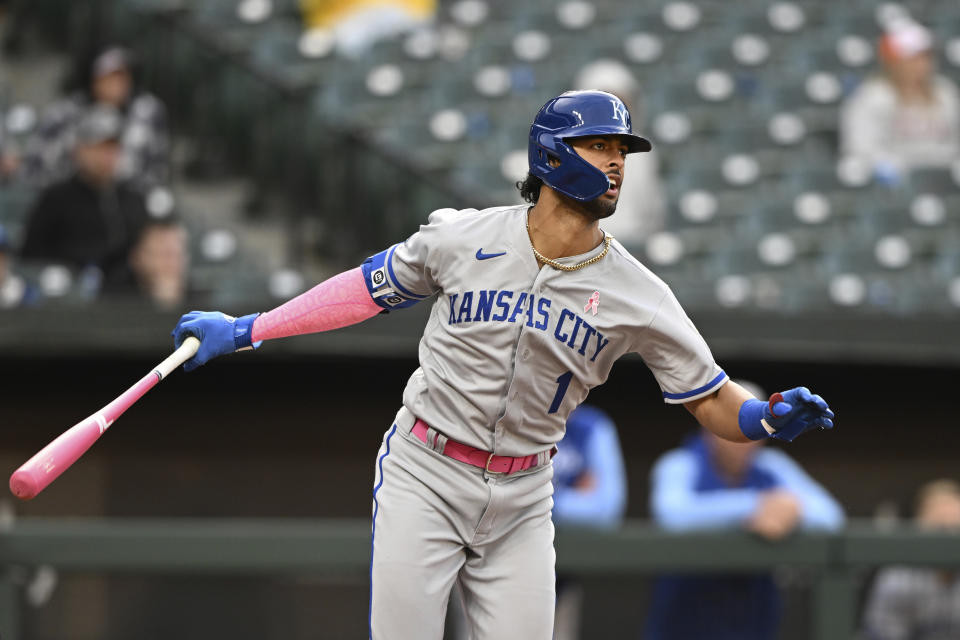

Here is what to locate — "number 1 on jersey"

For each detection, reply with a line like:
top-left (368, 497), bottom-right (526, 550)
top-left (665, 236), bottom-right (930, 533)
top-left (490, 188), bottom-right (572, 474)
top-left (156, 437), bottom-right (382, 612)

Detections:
top-left (548, 371), bottom-right (573, 414)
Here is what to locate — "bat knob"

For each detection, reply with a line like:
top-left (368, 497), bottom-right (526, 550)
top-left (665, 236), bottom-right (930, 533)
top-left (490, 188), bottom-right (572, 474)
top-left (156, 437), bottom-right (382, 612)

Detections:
top-left (10, 470), bottom-right (39, 501)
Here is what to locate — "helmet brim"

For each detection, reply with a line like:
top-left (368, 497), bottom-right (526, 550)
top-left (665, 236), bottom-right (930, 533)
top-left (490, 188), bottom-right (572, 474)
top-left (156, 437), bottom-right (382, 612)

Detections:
top-left (563, 131), bottom-right (652, 153)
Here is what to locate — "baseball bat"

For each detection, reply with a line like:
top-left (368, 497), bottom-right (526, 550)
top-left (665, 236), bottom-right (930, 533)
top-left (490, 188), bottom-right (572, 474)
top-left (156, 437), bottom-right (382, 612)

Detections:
top-left (9, 336), bottom-right (201, 501)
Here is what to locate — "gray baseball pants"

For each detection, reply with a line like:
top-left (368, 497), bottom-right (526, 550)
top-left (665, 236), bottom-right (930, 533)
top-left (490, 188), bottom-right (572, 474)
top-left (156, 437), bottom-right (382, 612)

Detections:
top-left (369, 408), bottom-right (556, 640)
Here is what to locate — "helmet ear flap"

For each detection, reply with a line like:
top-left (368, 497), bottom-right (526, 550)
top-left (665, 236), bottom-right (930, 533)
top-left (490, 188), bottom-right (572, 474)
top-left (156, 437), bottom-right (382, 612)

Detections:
top-left (530, 134), bottom-right (612, 201)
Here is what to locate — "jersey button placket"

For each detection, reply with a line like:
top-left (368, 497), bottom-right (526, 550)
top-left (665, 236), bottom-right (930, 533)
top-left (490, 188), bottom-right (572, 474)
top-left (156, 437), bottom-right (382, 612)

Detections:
top-left (499, 328), bottom-right (528, 446)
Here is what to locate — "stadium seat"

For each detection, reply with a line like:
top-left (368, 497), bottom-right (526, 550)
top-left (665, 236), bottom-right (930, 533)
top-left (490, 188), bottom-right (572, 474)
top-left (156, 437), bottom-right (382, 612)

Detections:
top-left (932, 236), bottom-right (960, 285)
top-left (185, 0), bottom-right (283, 54)
top-left (820, 4), bottom-right (883, 41)
top-left (94, 0), bottom-right (959, 320)
top-left (0, 185), bottom-right (39, 247)
top-left (908, 167), bottom-right (959, 195)
top-left (248, 20), bottom-right (340, 93)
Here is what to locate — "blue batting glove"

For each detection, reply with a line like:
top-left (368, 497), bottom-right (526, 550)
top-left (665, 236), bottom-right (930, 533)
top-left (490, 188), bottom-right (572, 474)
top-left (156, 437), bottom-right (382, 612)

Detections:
top-left (172, 311), bottom-right (261, 372)
top-left (738, 386), bottom-right (835, 442)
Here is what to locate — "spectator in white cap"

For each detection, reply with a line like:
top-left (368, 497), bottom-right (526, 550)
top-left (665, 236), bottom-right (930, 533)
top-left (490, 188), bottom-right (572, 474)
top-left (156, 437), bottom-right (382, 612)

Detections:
top-left (572, 59), bottom-right (666, 248)
top-left (23, 45), bottom-right (170, 192)
top-left (840, 19), bottom-right (960, 182)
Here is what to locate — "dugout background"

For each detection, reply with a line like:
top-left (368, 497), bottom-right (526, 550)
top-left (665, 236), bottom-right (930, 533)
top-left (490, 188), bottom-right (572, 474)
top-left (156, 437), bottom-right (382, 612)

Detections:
top-left (1, 329), bottom-right (954, 638)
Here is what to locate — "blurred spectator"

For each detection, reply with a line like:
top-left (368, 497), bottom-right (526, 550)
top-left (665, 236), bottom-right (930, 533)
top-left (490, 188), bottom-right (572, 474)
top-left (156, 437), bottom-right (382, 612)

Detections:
top-left (300, 0), bottom-right (437, 59)
top-left (840, 19), bottom-right (960, 184)
top-left (123, 218), bottom-right (189, 309)
top-left (23, 45), bottom-right (170, 192)
top-left (861, 479), bottom-right (960, 640)
top-left (551, 404), bottom-right (627, 640)
top-left (572, 59), bottom-right (666, 247)
top-left (19, 105), bottom-right (151, 295)
top-left (0, 124), bottom-right (19, 180)
top-left (644, 382), bottom-right (844, 640)
top-left (552, 405), bottom-right (628, 529)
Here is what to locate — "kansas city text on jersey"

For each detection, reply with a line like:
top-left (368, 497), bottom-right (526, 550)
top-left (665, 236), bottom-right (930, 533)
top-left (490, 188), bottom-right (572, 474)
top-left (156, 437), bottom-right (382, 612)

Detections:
top-left (446, 290), bottom-right (611, 362)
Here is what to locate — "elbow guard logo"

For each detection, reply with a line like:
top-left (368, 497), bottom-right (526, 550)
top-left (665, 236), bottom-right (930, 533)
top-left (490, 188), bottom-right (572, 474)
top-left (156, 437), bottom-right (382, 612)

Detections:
top-left (370, 267), bottom-right (402, 304)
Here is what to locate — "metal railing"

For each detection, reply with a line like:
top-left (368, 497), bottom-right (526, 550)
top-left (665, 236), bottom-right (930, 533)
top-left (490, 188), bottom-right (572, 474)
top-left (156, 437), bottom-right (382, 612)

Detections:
top-left (1, 518), bottom-right (958, 639)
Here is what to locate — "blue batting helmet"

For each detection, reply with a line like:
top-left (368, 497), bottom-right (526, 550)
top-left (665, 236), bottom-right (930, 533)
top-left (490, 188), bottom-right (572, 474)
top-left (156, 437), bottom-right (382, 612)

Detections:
top-left (528, 90), bottom-right (652, 201)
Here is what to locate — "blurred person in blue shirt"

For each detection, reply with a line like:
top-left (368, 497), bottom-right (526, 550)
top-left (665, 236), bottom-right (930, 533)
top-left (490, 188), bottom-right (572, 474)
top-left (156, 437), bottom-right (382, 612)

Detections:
top-left (644, 382), bottom-right (844, 640)
top-left (552, 404), bottom-right (628, 529)
top-left (551, 404), bottom-right (627, 640)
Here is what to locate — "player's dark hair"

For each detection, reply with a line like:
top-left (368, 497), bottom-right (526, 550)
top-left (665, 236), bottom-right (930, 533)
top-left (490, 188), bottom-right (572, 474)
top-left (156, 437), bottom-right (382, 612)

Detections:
top-left (516, 173), bottom-right (543, 204)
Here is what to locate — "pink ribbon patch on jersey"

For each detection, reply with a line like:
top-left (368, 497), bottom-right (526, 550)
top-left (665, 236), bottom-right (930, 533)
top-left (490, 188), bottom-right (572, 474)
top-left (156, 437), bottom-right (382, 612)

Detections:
top-left (584, 291), bottom-right (600, 315)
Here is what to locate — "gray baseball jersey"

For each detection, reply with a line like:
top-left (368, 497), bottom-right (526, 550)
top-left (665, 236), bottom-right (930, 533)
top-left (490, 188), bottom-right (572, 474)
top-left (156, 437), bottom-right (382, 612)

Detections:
top-left (363, 204), bottom-right (727, 455)
top-left (363, 204), bottom-right (726, 640)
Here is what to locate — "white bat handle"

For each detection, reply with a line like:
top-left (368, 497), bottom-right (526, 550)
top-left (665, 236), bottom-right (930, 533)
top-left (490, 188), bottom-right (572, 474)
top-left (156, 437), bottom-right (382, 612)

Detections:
top-left (155, 336), bottom-right (201, 379)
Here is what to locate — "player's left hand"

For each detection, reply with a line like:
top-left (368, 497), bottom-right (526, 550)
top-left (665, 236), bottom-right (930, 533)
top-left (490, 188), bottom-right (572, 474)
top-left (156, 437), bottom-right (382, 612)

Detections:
top-left (764, 387), bottom-right (834, 442)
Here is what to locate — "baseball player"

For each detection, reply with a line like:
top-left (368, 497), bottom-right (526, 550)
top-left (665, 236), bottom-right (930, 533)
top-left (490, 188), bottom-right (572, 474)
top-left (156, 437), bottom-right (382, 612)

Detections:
top-left (171, 90), bottom-right (835, 640)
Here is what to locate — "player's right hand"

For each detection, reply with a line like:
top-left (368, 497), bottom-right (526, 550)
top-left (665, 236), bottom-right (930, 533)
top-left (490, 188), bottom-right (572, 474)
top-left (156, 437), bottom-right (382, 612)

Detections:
top-left (172, 311), bottom-right (260, 371)
top-left (764, 387), bottom-right (834, 442)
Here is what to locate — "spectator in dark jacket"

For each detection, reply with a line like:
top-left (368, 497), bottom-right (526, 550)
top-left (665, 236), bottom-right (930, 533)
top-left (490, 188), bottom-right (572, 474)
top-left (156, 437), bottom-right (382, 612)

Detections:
top-left (19, 105), bottom-right (150, 293)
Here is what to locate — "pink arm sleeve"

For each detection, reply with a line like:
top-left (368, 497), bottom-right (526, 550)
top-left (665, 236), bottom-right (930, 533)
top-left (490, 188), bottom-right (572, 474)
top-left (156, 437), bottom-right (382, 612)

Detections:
top-left (251, 267), bottom-right (382, 342)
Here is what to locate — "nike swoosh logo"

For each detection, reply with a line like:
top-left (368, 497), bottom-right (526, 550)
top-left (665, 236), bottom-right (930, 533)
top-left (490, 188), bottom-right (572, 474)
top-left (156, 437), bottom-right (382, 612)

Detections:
top-left (476, 249), bottom-right (507, 260)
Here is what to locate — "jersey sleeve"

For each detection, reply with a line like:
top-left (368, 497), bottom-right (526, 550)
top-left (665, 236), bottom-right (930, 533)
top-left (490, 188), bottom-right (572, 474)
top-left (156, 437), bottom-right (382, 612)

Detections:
top-left (360, 208), bottom-right (461, 310)
top-left (635, 289), bottom-right (727, 404)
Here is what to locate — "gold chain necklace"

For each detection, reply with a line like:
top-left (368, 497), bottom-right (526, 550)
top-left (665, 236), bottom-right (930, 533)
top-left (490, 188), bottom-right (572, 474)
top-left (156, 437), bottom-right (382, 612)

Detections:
top-left (526, 221), bottom-right (612, 272)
